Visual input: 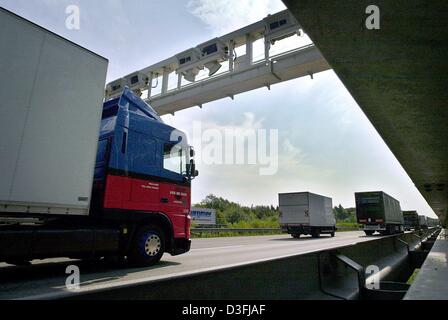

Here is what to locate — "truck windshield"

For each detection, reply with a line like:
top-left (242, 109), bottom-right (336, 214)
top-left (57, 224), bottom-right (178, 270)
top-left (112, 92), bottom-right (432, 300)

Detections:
top-left (163, 144), bottom-right (188, 176)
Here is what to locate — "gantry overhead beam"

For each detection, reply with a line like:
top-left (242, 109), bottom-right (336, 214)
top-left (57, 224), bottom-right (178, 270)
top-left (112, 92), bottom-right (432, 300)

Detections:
top-left (105, 10), bottom-right (330, 115)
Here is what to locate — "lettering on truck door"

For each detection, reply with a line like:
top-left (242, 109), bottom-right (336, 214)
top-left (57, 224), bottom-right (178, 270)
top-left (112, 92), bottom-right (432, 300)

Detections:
top-left (161, 143), bottom-right (191, 237)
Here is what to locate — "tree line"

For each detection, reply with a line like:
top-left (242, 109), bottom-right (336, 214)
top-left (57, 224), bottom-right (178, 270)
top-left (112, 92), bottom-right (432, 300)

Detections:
top-left (194, 194), bottom-right (357, 228)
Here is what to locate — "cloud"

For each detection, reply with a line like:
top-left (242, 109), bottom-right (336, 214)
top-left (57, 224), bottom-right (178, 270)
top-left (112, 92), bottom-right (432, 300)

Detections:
top-left (282, 139), bottom-right (305, 163)
top-left (186, 0), bottom-right (312, 55)
top-left (187, 0), bottom-right (286, 35)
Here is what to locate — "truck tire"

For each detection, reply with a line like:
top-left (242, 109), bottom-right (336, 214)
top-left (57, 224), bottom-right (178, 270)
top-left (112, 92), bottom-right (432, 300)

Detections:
top-left (311, 229), bottom-right (320, 238)
top-left (364, 230), bottom-right (374, 236)
top-left (292, 234), bottom-right (301, 239)
top-left (128, 225), bottom-right (165, 267)
top-left (387, 225), bottom-right (396, 235)
top-left (330, 231), bottom-right (335, 237)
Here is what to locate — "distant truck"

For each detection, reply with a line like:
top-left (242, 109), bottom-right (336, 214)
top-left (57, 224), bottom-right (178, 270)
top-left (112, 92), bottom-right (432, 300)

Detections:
top-left (418, 215), bottom-right (429, 229)
top-left (0, 8), bottom-right (197, 266)
top-left (403, 211), bottom-right (419, 231)
top-left (355, 191), bottom-right (404, 236)
top-left (279, 192), bottom-right (336, 238)
top-left (427, 217), bottom-right (440, 228)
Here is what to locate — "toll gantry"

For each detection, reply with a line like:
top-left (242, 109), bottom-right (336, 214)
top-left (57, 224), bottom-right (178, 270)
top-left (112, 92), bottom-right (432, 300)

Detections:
top-left (105, 10), bottom-right (330, 116)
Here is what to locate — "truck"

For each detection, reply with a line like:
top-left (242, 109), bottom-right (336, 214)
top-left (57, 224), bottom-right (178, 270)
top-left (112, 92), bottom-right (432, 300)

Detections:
top-left (403, 210), bottom-right (419, 231)
top-left (355, 191), bottom-right (404, 236)
top-left (418, 215), bottom-right (429, 229)
top-left (427, 217), bottom-right (440, 228)
top-left (279, 192), bottom-right (336, 238)
top-left (0, 8), bottom-right (197, 267)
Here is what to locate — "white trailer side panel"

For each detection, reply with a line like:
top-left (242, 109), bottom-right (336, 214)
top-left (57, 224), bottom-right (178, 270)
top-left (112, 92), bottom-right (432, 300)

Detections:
top-left (0, 8), bottom-right (108, 215)
top-left (382, 192), bottom-right (404, 224)
top-left (419, 215), bottom-right (428, 227)
top-left (279, 192), bottom-right (335, 227)
top-left (308, 193), bottom-right (335, 227)
top-left (279, 193), bottom-right (310, 225)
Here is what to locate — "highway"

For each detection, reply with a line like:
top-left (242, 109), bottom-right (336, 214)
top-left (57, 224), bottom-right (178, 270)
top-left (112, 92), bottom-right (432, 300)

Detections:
top-left (0, 231), bottom-right (379, 299)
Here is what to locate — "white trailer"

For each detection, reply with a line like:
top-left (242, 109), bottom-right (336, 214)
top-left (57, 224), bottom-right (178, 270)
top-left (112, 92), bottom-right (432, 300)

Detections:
top-left (418, 215), bottom-right (429, 229)
top-left (0, 8), bottom-right (108, 216)
top-left (279, 192), bottom-right (336, 238)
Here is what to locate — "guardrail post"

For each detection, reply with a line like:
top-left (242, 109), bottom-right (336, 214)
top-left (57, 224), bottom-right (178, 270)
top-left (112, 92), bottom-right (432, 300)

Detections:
top-left (333, 253), bottom-right (365, 292)
top-left (316, 251), bottom-right (365, 300)
top-left (397, 238), bottom-right (410, 253)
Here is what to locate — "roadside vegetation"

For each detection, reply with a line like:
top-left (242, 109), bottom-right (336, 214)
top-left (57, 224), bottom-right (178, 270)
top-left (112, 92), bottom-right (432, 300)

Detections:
top-left (407, 269), bottom-right (420, 285)
top-left (191, 195), bottom-right (360, 238)
top-left (333, 205), bottom-right (360, 230)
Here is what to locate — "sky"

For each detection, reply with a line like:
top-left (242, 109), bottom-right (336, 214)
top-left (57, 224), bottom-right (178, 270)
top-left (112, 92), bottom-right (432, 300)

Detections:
top-left (0, 0), bottom-right (437, 217)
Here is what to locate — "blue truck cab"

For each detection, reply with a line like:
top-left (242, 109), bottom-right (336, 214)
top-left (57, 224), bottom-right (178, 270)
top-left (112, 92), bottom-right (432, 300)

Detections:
top-left (91, 88), bottom-right (198, 263)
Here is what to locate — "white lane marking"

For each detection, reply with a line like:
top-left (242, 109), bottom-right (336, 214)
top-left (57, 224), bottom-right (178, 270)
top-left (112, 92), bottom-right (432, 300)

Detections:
top-left (192, 245), bottom-right (244, 251)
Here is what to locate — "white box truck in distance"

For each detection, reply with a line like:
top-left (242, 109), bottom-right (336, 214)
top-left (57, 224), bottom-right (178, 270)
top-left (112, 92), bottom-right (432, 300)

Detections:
top-left (418, 215), bottom-right (429, 229)
top-left (279, 192), bottom-right (336, 238)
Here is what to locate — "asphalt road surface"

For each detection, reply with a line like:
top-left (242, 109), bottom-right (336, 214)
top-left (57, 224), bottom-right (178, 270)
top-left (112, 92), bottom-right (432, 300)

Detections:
top-left (0, 231), bottom-right (379, 299)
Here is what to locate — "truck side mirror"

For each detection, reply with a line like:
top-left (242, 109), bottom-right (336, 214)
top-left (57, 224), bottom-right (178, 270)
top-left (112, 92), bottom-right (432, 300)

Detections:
top-left (189, 160), bottom-right (199, 178)
top-left (190, 160), bottom-right (196, 176)
top-left (190, 148), bottom-right (195, 157)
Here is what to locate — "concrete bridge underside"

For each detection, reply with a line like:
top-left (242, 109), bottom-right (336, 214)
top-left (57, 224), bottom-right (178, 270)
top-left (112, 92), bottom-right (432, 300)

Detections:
top-left (283, 0), bottom-right (448, 225)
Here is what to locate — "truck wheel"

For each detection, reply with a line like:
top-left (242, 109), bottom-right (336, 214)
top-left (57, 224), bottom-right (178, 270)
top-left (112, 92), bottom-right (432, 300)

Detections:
top-left (388, 225), bottom-right (396, 235)
top-left (364, 230), bottom-right (374, 236)
top-left (128, 225), bottom-right (165, 267)
top-left (330, 231), bottom-right (335, 237)
top-left (292, 234), bottom-right (301, 239)
top-left (311, 230), bottom-right (320, 238)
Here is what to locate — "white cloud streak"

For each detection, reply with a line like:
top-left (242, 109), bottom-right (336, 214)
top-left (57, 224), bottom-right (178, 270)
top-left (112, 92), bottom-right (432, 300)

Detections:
top-left (187, 0), bottom-right (286, 34)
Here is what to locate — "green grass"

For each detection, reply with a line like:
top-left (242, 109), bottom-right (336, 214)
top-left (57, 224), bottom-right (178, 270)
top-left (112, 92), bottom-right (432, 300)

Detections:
top-left (337, 222), bottom-right (360, 228)
top-left (190, 220), bottom-right (361, 238)
top-left (191, 230), bottom-right (284, 239)
top-left (336, 222), bottom-right (361, 231)
top-left (407, 269), bottom-right (420, 285)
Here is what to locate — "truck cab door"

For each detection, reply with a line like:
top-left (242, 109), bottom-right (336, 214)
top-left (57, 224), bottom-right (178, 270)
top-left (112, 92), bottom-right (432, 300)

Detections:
top-left (125, 130), bottom-right (160, 211)
top-left (159, 143), bottom-right (191, 237)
